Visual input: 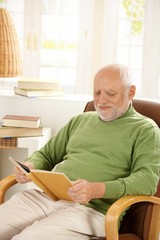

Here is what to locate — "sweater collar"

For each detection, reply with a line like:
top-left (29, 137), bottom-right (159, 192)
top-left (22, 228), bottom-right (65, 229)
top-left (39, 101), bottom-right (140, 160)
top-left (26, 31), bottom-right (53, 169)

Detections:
top-left (117, 102), bottom-right (135, 120)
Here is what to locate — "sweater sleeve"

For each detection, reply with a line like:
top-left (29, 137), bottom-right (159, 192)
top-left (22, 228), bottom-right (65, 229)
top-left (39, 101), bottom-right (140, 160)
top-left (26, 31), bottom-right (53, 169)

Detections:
top-left (24, 116), bottom-right (78, 170)
top-left (103, 124), bottom-right (160, 199)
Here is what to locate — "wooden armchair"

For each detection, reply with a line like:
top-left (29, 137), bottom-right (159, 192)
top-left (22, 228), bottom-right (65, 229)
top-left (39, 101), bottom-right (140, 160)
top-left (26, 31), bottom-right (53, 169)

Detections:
top-left (0, 99), bottom-right (160, 240)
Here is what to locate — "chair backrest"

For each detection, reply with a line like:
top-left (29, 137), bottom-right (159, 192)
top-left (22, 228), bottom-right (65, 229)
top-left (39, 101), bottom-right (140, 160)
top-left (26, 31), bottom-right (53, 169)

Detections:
top-left (84, 99), bottom-right (160, 240)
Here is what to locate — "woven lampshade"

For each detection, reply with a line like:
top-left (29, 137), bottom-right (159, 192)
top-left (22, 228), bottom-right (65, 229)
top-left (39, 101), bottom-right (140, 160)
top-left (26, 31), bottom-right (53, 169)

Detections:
top-left (0, 8), bottom-right (22, 77)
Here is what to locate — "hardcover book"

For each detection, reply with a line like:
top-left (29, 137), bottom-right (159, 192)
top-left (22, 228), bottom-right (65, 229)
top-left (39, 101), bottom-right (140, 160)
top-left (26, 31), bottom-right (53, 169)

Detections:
top-left (18, 78), bottom-right (60, 90)
top-left (14, 86), bottom-right (64, 98)
top-left (0, 125), bottom-right (43, 138)
top-left (2, 115), bottom-right (41, 128)
top-left (8, 155), bottom-right (73, 201)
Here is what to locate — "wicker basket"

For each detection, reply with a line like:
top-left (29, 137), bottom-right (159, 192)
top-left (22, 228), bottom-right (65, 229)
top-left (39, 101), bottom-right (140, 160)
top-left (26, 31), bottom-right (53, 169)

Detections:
top-left (0, 8), bottom-right (22, 77)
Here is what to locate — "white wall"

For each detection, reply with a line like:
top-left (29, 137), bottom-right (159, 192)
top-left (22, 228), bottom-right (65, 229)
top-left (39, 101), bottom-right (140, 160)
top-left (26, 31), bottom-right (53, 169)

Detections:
top-left (0, 92), bottom-right (92, 135)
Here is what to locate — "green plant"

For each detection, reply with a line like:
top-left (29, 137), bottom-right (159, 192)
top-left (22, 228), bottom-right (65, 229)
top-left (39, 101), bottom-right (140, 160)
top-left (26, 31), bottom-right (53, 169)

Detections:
top-left (0, 0), bottom-right (5, 5)
top-left (122, 0), bottom-right (145, 34)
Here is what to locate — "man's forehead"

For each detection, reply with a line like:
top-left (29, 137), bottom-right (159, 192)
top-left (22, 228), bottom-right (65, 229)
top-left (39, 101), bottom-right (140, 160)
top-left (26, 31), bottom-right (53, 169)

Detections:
top-left (94, 78), bottom-right (126, 94)
top-left (94, 75), bottom-right (123, 87)
top-left (94, 85), bottom-right (122, 92)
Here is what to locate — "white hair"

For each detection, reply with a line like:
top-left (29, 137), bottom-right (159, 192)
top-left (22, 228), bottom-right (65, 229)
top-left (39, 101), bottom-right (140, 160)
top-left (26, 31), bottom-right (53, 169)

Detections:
top-left (100, 63), bottom-right (132, 88)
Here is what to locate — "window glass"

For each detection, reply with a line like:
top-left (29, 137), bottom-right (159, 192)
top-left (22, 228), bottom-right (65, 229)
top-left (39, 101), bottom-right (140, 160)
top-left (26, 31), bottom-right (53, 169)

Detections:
top-left (40, 0), bottom-right (79, 92)
top-left (117, 0), bottom-right (145, 95)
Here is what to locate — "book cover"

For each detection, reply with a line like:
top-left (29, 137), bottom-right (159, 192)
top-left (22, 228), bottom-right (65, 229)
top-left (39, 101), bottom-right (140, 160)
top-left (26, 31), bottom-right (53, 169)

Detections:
top-left (8, 155), bottom-right (73, 201)
top-left (18, 78), bottom-right (60, 90)
top-left (14, 86), bottom-right (64, 98)
top-left (2, 115), bottom-right (41, 128)
top-left (0, 125), bottom-right (43, 138)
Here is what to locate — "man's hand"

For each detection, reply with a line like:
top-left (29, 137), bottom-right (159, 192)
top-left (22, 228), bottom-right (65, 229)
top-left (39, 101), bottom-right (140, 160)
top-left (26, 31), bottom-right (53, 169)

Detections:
top-left (68, 179), bottom-right (105, 204)
top-left (14, 162), bottom-right (34, 184)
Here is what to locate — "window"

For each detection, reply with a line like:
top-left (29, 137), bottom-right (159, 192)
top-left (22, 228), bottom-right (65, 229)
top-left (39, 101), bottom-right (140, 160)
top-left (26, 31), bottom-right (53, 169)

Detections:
top-left (3, 0), bottom-right (160, 98)
top-left (117, 0), bottom-right (145, 95)
top-left (4, 0), bottom-right (93, 94)
top-left (101, 0), bottom-right (160, 98)
top-left (40, 0), bottom-right (80, 92)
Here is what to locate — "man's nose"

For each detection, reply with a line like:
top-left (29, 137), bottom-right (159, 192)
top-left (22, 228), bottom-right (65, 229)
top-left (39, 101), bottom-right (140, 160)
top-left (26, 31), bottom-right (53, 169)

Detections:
top-left (98, 93), bottom-right (109, 104)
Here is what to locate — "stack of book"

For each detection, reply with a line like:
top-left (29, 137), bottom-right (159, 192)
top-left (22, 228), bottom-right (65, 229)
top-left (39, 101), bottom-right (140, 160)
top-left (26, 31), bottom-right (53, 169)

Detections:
top-left (0, 115), bottom-right (43, 147)
top-left (14, 78), bottom-right (64, 97)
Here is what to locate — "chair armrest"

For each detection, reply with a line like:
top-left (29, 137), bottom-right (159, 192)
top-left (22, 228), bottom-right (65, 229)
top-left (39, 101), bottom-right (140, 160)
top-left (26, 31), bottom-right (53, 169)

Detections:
top-left (105, 195), bottom-right (160, 240)
top-left (0, 175), bottom-right (17, 204)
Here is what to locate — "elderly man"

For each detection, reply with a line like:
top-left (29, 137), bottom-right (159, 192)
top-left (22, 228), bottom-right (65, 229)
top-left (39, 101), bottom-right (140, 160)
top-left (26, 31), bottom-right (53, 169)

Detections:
top-left (0, 64), bottom-right (159, 240)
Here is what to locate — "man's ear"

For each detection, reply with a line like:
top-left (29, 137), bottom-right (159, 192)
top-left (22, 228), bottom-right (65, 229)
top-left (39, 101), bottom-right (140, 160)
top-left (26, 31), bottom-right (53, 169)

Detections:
top-left (128, 85), bottom-right (136, 100)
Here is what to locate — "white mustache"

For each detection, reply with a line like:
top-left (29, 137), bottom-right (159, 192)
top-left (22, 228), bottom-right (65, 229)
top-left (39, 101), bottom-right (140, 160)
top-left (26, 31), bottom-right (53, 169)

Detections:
top-left (98, 104), bottom-right (113, 107)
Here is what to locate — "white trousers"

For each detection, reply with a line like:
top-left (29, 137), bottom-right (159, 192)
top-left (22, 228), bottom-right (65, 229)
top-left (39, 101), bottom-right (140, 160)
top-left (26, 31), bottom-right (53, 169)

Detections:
top-left (0, 189), bottom-right (105, 240)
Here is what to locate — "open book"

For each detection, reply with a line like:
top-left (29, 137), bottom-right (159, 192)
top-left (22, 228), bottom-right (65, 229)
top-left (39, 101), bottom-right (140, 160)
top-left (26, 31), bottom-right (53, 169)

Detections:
top-left (8, 155), bottom-right (73, 201)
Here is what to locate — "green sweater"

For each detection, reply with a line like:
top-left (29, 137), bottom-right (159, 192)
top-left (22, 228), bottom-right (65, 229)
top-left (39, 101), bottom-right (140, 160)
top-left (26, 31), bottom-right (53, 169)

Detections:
top-left (26, 104), bottom-right (160, 215)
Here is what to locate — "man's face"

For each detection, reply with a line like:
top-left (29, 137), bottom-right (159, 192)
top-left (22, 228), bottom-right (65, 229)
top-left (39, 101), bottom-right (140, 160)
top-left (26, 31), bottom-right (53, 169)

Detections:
top-left (93, 70), bottom-right (135, 121)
